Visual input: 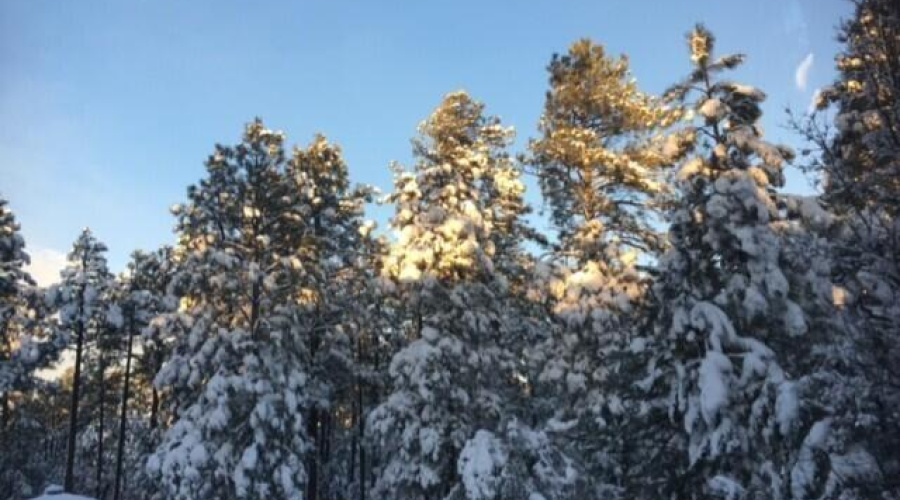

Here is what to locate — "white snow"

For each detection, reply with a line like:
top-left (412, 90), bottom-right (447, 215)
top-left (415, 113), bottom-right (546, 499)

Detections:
top-left (707, 475), bottom-right (745, 499)
top-left (699, 98), bottom-right (727, 120)
top-left (698, 351), bottom-right (731, 425)
top-left (458, 430), bottom-right (508, 500)
top-left (30, 485), bottom-right (96, 500)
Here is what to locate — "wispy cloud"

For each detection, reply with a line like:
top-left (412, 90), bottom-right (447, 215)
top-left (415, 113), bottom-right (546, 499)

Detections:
top-left (26, 247), bottom-right (67, 287)
top-left (795, 53), bottom-right (814, 92)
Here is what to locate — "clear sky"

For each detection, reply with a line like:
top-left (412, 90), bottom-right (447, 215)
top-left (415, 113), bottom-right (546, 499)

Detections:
top-left (1, 0), bottom-right (851, 282)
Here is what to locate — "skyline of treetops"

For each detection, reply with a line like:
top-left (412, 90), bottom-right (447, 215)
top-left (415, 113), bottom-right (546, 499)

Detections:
top-left (2, 1), bottom-right (899, 499)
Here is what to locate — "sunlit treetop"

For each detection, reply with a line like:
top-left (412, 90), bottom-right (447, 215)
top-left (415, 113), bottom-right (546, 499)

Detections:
top-left (529, 39), bottom-right (691, 264)
top-left (812, 0), bottom-right (900, 215)
top-left (383, 91), bottom-right (531, 286)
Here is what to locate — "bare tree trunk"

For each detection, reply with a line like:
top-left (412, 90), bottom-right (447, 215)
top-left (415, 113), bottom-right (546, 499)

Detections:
top-left (1, 392), bottom-right (9, 434)
top-left (113, 312), bottom-right (135, 500)
top-left (64, 286), bottom-right (86, 493)
top-left (306, 407), bottom-right (320, 500)
top-left (358, 376), bottom-right (366, 500)
top-left (96, 360), bottom-right (107, 499)
top-left (149, 350), bottom-right (162, 433)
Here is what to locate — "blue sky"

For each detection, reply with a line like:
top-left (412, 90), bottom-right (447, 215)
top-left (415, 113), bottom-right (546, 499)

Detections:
top-left (1, 0), bottom-right (850, 281)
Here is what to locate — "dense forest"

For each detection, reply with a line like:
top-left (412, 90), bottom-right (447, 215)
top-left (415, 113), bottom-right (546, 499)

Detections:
top-left (2, 1), bottom-right (899, 499)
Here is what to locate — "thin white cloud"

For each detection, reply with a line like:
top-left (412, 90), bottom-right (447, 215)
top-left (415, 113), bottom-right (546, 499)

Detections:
top-left (26, 247), bottom-right (67, 287)
top-left (796, 53), bottom-right (815, 92)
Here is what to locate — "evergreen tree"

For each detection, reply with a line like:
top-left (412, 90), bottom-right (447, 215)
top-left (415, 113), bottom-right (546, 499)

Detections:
top-left (1, 196), bottom-right (38, 428)
top-left (370, 92), bottom-right (571, 500)
top-left (791, 1), bottom-right (900, 495)
top-left (135, 246), bottom-right (180, 439)
top-left (112, 249), bottom-right (178, 500)
top-left (525, 40), bottom-right (692, 497)
top-left (643, 26), bottom-right (807, 499)
top-left (0, 196), bottom-right (65, 498)
top-left (528, 39), bottom-right (689, 264)
top-left (286, 134), bottom-right (374, 500)
top-left (149, 120), bottom-right (371, 500)
top-left (53, 228), bottom-right (114, 494)
top-left (810, 0), bottom-right (900, 216)
top-left (148, 120), bottom-right (311, 500)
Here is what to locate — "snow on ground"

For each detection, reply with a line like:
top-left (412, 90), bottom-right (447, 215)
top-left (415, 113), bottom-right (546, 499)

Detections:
top-left (31, 495), bottom-right (96, 500)
top-left (30, 485), bottom-right (97, 500)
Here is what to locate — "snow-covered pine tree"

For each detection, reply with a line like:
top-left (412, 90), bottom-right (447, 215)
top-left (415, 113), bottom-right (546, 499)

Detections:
top-left (148, 120), bottom-right (312, 500)
top-left (135, 246), bottom-right (179, 439)
top-left (528, 39), bottom-right (690, 264)
top-left (791, 1), bottom-right (900, 495)
top-left (0, 196), bottom-right (65, 498)
top-left (810, 0), bottom-right (899, 217)
top-left (370, 91), bottom-right (571, 500)
top-left (1, 196), bottom-right (39, 429)
top-left (79, 276), bottom-right (126, 499)
top-left (325, 222), bottom-right (391, 500)
top-left (112, 249), bottom-right (179, 500)
top-left (644, 25), bottom-right (809, 499)
top-left (772, 194), bottom-right (887, 500)
top-left (525, 40), bottom-right (691, 497)
top-left (149, 120), bottom-right (372, 500)
top-left (52, 228), bottom-right (114, 493)
top-left (285, 134), bottom-right (374, 500)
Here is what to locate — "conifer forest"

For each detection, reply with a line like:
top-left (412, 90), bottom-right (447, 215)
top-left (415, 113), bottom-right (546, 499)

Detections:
top-left (2, 1), bottom-right (899, 499)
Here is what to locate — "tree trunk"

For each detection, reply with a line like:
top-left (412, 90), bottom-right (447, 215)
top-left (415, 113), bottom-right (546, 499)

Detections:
top-left (358, 377), bottom-right (366, 500)
top-left (96, 360), bottom-right (106, 499)
top-left (149, 351), bottom-right (162, 432)
top-left (306, 407), bottom-right (319, 500)
top-left (113, 312), bottom-right (135, 500)
top-left (149, 387), bottom-right (159, 430)
top-left (64, 288), bottom-right (86, 493)
top-left (1, 392), bottom-right (9, 434)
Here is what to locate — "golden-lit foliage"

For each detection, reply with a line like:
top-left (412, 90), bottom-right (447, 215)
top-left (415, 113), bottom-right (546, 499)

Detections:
top-left (529, 39), bottom-right (690, 261)
top-left (382, 91), bottom-right (523, 285)
top-left (811, 0), bottom-right (900, 215)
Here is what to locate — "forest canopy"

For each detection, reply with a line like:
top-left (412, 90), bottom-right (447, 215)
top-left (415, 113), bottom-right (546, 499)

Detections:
top-left (2, 2), bottom-right (899, 499)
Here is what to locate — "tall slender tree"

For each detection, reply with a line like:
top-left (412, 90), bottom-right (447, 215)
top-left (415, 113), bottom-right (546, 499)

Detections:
top-left (54, 228), bottom-right (113, 493)
top-left (525, 40), bottom-right (691, 497)
top-left (286, 134), bottom-right (374, 500)
top-left (112, 249), bottom-right (176, 500)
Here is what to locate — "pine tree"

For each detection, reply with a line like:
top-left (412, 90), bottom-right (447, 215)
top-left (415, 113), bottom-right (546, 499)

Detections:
top-left (149, 120), bottom-right (372, 500)
top-left (524, 40), bottom-right (692, 497)
top-left (791, 1), bottom-right (900, 495)
top-left (643, 26), bottom-right (808, 499)
top-left (0, 196), bottom-right (65, 498)
top-left (1, 196), bottom-right (38, 429)
top-left (286, 134), bottom-right (374, 500)
top-left (148, 120), bottom-right (311, 500)
top-left (84, 283), bottom-right (125, 500)
top-left (135, 246), bottom-right (179, 439)
top-left (810, 0), bottom-right (900, 216)
top-left (52, 228), bottom-right (114, 494)
top-left (112, 249), bottom-right (178, 500)
top-left (370, 91), bottom-right (570, 500)
top-left (528, 39), bottom-right (689, 264)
